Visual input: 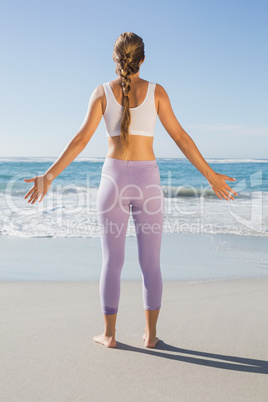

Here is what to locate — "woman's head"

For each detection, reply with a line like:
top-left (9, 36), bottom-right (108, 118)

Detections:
top-left (113, 32), bottom-right (145, 148)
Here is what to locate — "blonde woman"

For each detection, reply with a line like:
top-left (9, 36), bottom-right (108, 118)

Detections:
top-left (24, 32), bottom-right (238, 348)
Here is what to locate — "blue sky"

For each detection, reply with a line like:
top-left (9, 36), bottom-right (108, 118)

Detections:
top-left (1, 0), bottom-right (267, 158)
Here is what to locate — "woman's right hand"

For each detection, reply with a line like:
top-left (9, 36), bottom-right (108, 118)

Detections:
top-left (24, 173), bottom-right (53, 204)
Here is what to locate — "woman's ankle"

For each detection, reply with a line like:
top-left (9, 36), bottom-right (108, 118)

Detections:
top-left (104, 330), bottom-right (116, 338)
top-left (144, 308), bottom-right (160, 339)
top-left (103, 313), bottom-right (117, 338)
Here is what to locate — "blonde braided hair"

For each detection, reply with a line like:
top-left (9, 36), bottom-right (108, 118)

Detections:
top-left (113, 32), bottom-right (145, 148)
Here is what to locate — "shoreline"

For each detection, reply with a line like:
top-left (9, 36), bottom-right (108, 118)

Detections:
top-left (0, 232), bottom-right (267, 282)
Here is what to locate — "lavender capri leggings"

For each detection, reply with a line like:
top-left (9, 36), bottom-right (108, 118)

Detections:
top-left (96, 158), bottom-right (164, 315)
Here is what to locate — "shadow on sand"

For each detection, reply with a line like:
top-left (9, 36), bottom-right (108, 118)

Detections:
top-left (114, 340), bottom-right (268, 374)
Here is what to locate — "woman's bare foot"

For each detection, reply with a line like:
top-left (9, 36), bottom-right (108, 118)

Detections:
top-left (142, 333), bottom-right (160, 348)
top-left (93, 334), bottom-right (117, 348)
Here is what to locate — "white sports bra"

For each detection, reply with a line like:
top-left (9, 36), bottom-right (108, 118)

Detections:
top-left (102, 81), bottom-right (157, 137)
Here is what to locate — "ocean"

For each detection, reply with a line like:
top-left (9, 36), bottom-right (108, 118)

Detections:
top-left (1, 157), bottom-right (268, 238)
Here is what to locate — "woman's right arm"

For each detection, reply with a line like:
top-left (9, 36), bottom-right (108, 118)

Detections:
top-left (155, 84), bottom-right (238, 201)
top-left (24, 85), bottom-right (104, 204)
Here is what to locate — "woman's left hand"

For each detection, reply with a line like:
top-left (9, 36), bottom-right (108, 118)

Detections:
top-left (207, 172), bottom-right (238, 201)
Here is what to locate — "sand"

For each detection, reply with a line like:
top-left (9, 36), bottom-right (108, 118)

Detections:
top-left (1, 278), bottom-right (268, 401)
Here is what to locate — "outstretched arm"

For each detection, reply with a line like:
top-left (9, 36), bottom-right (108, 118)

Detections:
top-left (156, 84), bottom-right (238, 201)
top-left (24, 85), bottom-right (104, 204)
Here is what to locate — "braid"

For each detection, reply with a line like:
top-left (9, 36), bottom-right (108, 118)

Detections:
top-left (120, 54), bottom-right (132, 147)
top-left (113, 32), bottom-right (145, 149)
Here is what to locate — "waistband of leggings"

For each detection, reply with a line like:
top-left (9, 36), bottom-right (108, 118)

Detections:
top-left (103, 157), bottom-right (158, 168)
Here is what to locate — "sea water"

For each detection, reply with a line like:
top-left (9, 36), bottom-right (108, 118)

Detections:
top-left (0, 156), bottom-right (267, 239)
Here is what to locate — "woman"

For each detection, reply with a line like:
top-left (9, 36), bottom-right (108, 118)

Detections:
top-left (24, 32), bottom-right (238, 349)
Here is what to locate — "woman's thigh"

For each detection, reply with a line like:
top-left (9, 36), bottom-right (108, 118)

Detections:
top-left (97, 161), bottom-right (130, 261)
top-left (130, 164), bottom-right (164, 267)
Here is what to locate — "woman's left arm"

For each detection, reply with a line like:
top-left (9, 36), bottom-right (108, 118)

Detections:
top-left (24, 85), bottom-right (104, 204)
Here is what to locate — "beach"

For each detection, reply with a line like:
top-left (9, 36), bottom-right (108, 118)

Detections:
top-left (1, 233), bottom-right (268, 401)
top-left (1, 278), bottom-right (268, 401)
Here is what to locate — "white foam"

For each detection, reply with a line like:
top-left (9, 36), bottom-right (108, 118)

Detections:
top-left (1, 188), bottom-right (267, 238)
top-left (206, 158), bottom-right (268, 164)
